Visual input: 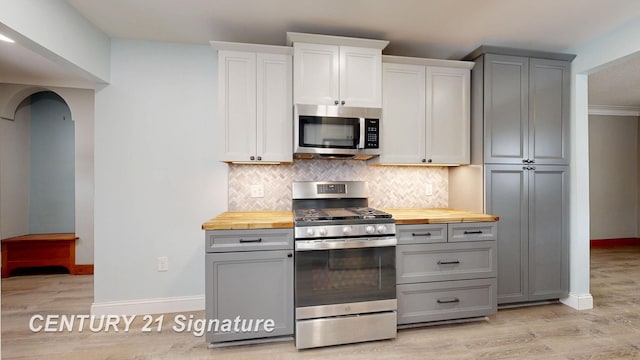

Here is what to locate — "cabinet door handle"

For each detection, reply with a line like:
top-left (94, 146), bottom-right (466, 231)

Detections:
top-left (412, 232), bottom-right (432, 237)
top-left (463, 230), bottom-right (483, 235)
top-left (437, 260), bottom-right (460, 265)
top-left (428, 159), bottom-right (433, 163)
top-left (250, 156), bottom-right (255, 160)
top-left (334, 100), bottom-right (339, 105)
top-left (239, 238), bottom-right (262, 243)
top-left (287, 253), bottom-right (293, 258)
top-left (437, 298), bottom-right (460, 304)
top-left (341, 100), bottom-right (345, 105)
top-left (257, 156), bottom-right (262, 161)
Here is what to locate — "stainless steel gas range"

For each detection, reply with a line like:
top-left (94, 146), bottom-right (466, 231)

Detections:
top-left (292, 181), bottom-right (397, 350)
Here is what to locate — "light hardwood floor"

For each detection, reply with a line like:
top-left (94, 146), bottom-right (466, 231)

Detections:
top-left (2, 247), bottom-right (640, 359)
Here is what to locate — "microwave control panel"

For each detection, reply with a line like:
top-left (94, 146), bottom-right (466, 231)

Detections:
top-left (364, 119), bottom-right (379, 149)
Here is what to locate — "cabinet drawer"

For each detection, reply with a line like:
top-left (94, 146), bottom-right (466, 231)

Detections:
top-left (397, 278), bottom-right (497, 325)
top-left (397, 224), bottom-right (447, 244)
top-left (206, 229), bottom-right (293, 252)
top-left (448, 222), bottom-right (497, 242)
top-left (397, 241), bottom-right (496, 284)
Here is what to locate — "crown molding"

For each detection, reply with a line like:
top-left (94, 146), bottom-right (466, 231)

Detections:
top-left (589, 105), bottom-right (640, 117)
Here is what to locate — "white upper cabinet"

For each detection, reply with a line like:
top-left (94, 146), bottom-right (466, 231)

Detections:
top-left (288, 32), bottom-right (388, 108)
top-left (379, 62), bottom-right (426, 164)
top-left (213, 42), bottom-right (292, 163)
top-left (292, 43), bottom-right (340, 106)
top-left (374, 56), bottom-right (473, 165)
top-left (425, 66), bottom-right (470, 164)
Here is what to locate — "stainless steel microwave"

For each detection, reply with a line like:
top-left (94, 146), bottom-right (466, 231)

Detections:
top-left (294, 104), bottom-right (382, 160)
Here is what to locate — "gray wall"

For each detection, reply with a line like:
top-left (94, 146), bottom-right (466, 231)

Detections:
top-left (28, 91), bottom-right (75, 233)
top-left (589, 114), bottom-right (639, 240)
top-left (0, 98), bottom-right (30, 239)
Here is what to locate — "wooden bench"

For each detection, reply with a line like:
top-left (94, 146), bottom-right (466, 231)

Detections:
top-left (1, 233), bottom-right (77, 278)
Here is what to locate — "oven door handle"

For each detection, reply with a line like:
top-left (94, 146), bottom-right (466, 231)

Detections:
top-left (295, 237), bottom-right (397, 251)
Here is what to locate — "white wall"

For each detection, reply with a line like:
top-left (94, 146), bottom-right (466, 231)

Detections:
top-left (93, 39), bottom-right (227, 305)
top-left (566, 17), bottom-right (640, 309)
top-left (0, 0), bottom-right (110, 83)
top-left (0, 99), bottom-right (30, 239)
top-left (589, 115), bottom-right (638, 239)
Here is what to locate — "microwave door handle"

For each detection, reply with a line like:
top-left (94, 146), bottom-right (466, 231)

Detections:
top-left (358, 118), bottom-right (365, 149)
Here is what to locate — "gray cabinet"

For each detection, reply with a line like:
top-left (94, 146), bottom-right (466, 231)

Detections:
top-left (483, 53), bottom-right (570, 165)
top-left (205, 229), bottom-right (294, 345)
top-left (396, 222), bottom-right (497, 325)
top-left (486, 164), bottom-right (569, 304)
top-left (455, 46), bottom-right (574, 306)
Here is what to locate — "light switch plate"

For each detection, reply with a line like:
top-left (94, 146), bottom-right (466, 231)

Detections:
top-left (250, 184), bottom-right (264, 198)
top-left (425, 183), bottom-right (433, 196)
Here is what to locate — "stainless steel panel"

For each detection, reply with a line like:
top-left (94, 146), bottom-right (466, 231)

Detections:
top-left (295, 237), bottom-right (396, 251)
top-left (295, 311), bottom-right (397, 349)
top-left (296, 299), bottom-right (397, 320)
top-left (295, 104), bottom-right (382, 118)
top-left (292, 181), bottom-right (369, 199)
top-left (294, 223), bottom-right (396, 239)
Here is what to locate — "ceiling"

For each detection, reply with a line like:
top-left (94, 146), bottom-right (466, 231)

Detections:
top-left (2, 0), bottom-right (640, 107)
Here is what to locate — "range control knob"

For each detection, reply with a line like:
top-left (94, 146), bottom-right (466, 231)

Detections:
top-left (306, 228), bottom-right (315, 237)
top-left (376, 225), bottom-right (387, 233)
top-left (318, 228), bottom-right (327, 236)
top-left (342, 226), bottom-right (353, 235)
top-left (365, 225), bottom-right (376, 234)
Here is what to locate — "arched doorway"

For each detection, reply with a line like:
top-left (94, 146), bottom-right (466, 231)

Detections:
top-left (0, 90), bottom-right (75, 273)
top-left (0, 83), bottom-right (95, 272)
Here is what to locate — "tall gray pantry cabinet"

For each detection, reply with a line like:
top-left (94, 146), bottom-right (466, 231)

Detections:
top-left (461, 47), bottom-right (575, 305)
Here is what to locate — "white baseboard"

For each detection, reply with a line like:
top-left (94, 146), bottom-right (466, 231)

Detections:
top-left (91, 295), bottom-right (205, 316)
top-left (560, 293), bottom-right (594, 310)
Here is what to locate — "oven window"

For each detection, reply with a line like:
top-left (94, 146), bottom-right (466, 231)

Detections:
top-left (299, 116), bottom-right (359, 148)
top-left (295, 247), bottom-right (396, 308)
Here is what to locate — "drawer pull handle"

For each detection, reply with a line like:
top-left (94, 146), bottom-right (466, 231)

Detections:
top-left (437, 260), bottom-right (460, 265)
top-left (412, 232), bottom-right (432, 237)
top-left (437, 298), bottom-right (460, 304)
top-left (463, 230), bottom-right (483, 235)
top-left (239, 238), bottom-right (262, 243)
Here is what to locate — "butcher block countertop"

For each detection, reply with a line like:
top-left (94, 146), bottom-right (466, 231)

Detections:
top-left (202, 208), bottom-right (497, 230)
top-left (382, 208), bottom-right (499, 224)
top-left (202, 211), bottom-right (294, 230)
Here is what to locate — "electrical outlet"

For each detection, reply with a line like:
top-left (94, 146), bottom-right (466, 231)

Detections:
top-left (425, 183), bottom-right (433, 196)
top-left (250, 184), bottom-right (264, 198)
top-left (157, 256), bottom-right (169, 272)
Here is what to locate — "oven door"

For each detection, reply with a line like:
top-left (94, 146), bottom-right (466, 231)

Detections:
top-left (295, 237), bottom-right (396, 310)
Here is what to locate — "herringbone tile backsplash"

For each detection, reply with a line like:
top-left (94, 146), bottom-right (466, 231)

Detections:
top-left (228, 160), bottom-right (448, 210)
